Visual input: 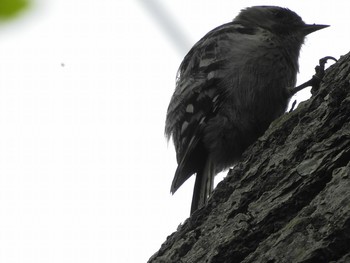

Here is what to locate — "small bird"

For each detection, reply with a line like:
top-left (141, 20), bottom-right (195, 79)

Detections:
top-left (165, 6), bottom-right (328, 214)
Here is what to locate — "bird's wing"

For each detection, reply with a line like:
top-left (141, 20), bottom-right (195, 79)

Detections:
top-left (165, 22), bottom-right (258, 193)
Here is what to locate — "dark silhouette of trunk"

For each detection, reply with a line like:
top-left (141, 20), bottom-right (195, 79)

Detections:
top-left (149, 52), bottom-right (350, 263)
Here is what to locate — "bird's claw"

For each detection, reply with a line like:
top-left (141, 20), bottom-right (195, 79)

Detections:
top-left (311, 56), bottom-right (337, 93)
top-left (289, 56), bottom-right (337, 105)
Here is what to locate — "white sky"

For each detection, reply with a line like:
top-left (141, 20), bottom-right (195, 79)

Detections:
top-left (0, 0), bottom-right (348, 262)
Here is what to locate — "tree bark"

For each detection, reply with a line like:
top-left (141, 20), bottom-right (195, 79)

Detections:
top-left (149, 52), bottom-right (350, 263)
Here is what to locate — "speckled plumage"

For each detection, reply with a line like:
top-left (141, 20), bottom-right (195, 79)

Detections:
top-left (165, 6), bottom-right (328, 214)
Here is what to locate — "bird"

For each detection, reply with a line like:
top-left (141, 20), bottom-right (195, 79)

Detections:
top-left (165, 6), bottom-right (328, 214)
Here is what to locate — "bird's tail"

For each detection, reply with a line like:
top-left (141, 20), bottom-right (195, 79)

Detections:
top-left (191, 159), bottom-right (215, 214)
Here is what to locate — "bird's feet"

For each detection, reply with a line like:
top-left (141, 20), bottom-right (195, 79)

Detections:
top-left (292, 56), bottom-right (337, 96)
top-left (288, 56), bottom-right (337, 112)
top-left (310, 56), bottom-right (338, 94)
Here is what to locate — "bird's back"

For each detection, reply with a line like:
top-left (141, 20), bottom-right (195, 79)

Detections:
top-left (166, 21), bottom-right (296, 194)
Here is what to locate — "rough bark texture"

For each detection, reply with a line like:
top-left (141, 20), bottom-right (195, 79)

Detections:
top-left (149, 52), bottom-right (350, 263)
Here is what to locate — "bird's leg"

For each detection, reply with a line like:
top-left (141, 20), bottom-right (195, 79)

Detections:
top-left (290, 56), bottom-right (337, 97)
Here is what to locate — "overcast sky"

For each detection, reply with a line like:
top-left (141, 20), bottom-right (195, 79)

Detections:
top-left (0, 0), bottom-right (348, 262)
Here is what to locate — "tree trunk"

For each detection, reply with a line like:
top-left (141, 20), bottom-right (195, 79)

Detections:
top-left (149, 52), bottom-right (350, 263)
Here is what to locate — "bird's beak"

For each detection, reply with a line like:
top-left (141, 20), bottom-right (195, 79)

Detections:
top-left (302, 24), bottom-right (329, 35)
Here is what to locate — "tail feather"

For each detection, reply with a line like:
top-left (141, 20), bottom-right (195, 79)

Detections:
top-left (191, 159), bottom-right (215, 214)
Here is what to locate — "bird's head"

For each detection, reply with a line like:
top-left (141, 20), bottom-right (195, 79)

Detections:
top-left (234, 6), bottom-right (328, 39)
